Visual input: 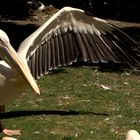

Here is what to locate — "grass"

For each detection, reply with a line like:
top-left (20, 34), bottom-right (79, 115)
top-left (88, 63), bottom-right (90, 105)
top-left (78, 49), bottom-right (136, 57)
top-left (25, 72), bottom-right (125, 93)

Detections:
top-left (1, 65), bottom-right (140, 139)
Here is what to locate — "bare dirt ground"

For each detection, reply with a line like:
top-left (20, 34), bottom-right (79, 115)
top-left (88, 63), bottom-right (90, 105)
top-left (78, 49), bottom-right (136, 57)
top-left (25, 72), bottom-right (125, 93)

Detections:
top-left (1, 5), bottom-right (140, 27)
top-left (1, 5), bottom-right (58, 25)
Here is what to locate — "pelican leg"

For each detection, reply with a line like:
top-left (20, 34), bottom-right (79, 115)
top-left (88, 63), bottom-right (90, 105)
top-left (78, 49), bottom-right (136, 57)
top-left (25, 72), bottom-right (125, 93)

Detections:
top-left (0, 105), bottom-right (22, 136)
top-left (0, 119), bottom-right (4, 133)
top-left (0, 105), bottom-right (5, 133)
top-left (0, 105), bottom-right (5, 112)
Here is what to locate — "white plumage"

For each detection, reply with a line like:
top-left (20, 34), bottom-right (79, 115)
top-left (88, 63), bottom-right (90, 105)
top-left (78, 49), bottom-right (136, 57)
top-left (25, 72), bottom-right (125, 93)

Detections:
top-left (126, 130), bottom-right (140, 140)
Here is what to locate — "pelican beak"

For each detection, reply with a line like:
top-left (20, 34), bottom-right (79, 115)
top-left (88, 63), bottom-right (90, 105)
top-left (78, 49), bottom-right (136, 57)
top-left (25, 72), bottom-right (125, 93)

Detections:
top-left (0, 39), bottom-right (40, 95)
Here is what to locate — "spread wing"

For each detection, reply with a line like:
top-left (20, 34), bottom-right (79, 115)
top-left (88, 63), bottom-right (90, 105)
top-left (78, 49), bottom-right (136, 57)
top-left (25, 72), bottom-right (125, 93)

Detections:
top-left (18, 7), bottom-right (140, 79)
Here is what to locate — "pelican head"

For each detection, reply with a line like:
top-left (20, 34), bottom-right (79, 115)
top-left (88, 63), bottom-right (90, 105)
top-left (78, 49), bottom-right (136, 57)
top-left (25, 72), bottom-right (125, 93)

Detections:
top-left (0, 29), bottom-right (40, 95)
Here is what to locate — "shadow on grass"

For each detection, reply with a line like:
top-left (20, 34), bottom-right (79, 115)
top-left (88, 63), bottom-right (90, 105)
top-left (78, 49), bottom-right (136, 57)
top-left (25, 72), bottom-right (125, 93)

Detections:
top-left (48, 63), bottom-right (140, 76)
top-left (1, 110), bottom-right (109, 119)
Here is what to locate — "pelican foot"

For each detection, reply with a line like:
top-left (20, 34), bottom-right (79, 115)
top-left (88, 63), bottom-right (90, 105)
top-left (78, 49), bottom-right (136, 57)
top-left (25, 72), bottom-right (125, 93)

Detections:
top-left (2, 129), bottom-right (21, 136)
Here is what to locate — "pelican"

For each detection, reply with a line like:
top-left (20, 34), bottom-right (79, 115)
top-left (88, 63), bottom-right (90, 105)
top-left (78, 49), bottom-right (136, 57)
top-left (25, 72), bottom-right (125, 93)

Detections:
top-left (126, 130), bottom-right (140, 140)
top-left (0, 6), bottom-right (140, 136)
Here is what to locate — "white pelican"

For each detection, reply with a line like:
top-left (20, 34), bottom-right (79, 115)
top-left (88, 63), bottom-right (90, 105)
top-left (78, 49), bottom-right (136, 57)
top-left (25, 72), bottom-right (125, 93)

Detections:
top-left (0, 6), bottom-right (140, 136)
top-left (126, 130), bottom-right (140, 140)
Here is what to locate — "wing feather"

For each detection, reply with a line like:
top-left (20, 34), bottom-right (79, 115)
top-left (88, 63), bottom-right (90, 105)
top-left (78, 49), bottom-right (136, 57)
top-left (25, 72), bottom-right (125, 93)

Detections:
top-left (18, 7), bottom-right (140, 79)
top-left (54, 35), bottom-right (61, 67)
top-left (105, 31), bottom-right (139, 65)
top-left (31, 53), bottom-right (36, 78)
top-left (86, 33), bottom-right (106, 62)
top-left (47, 39), bottom-right (52, 70)
top-left (35, 48), bottom-right (39, 78)
top-left (50, 37), bottom-right (56, 69)
top-left (62, 33), bottom-right (71, 64)
top-left (67, 32), bottom-right (75, 63)
top-left (57, 35), bottom-right (66, 66)
top-left (75, 32), bottom-right (89, 61)
top-left (80, 33), bottom-right (95, 62)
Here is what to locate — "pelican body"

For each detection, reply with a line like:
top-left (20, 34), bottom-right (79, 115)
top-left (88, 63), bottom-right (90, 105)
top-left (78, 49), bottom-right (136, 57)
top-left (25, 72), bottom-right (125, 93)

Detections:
top-left (0, 6), bottom-right (140, 136)
top-left (0, 61), bottom-right (26, 105)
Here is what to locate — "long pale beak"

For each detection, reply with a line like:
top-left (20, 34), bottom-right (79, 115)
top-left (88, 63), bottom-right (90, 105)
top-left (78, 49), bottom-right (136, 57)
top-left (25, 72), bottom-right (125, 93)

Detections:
top-left (0, 39), bottom-right (40, 95)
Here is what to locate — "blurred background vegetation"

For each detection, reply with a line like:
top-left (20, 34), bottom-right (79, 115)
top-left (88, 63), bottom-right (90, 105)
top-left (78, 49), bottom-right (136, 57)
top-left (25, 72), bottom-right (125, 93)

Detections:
top-left (44, 0), bottom-right (140, 22)
top-left (0, 0), bottom-right (139, 22)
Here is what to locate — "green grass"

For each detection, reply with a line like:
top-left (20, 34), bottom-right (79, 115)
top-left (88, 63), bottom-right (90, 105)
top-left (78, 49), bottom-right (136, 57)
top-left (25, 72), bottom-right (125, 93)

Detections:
top-left (1, 66), bottom-right (140, 139)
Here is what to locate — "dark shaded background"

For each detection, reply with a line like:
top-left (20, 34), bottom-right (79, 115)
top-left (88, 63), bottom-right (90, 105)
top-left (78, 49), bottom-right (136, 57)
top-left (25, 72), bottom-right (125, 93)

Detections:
top-left (0, 0), bottom-right (140, 51)
top-left (43, 0), bottom-right (140, 22)
top-left (0, 0), bottom-right (140, 22)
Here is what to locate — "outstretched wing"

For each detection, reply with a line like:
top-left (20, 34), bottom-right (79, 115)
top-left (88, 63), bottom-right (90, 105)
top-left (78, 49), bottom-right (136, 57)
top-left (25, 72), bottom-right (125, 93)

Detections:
top-left (18, 7), bottom-right (140, 79)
